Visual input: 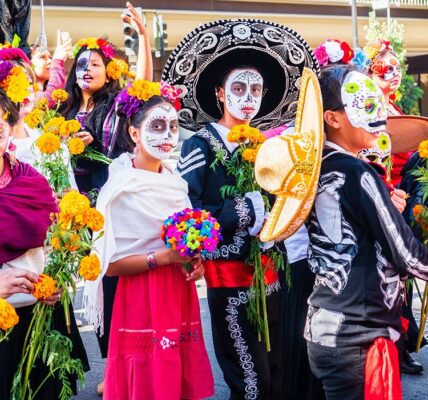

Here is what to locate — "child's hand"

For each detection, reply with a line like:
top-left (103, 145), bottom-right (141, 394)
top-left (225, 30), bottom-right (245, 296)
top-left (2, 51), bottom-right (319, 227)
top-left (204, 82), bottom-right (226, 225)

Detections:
top-left (390, 188), bottom-right (407, 213)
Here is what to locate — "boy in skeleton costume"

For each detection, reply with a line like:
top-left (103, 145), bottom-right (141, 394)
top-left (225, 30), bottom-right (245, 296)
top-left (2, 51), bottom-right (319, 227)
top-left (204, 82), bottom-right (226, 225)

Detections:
top-left (305, 65), bottom-right (428, 400)
top-left (162, 19), bottom-right (319, 399)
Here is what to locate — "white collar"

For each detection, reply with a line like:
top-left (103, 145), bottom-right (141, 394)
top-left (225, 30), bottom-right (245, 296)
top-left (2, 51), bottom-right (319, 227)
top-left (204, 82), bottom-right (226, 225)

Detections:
top-left (211, 122), bottom-right (238, 153)
top-left (324, 140), bottom-right (355, 157)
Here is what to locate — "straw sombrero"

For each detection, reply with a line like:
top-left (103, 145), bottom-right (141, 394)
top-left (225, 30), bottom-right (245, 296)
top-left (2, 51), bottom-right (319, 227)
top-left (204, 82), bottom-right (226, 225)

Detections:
top-left (255, 68), bottom-right (323, 242)
top-left (387, 115), bottom-right (428, 154)
top-left (161, 19), bottom-right (319, 132)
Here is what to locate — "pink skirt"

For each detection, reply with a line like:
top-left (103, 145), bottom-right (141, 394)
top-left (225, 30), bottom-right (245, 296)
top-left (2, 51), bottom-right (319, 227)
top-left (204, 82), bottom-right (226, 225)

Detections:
top-left (104, 263), bottom-right (214, 400)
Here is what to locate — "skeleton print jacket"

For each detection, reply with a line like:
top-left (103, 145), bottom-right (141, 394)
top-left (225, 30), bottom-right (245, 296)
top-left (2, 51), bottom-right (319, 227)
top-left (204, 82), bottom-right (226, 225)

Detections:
top-left (177, 123), bottom-right (258, 261)
top-left (304, 149), bottom-right (428, 348)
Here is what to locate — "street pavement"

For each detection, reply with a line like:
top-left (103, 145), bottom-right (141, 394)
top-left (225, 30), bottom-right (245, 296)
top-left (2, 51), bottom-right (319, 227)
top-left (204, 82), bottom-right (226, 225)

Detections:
top-left (72, 280), bottom-right (428, 400)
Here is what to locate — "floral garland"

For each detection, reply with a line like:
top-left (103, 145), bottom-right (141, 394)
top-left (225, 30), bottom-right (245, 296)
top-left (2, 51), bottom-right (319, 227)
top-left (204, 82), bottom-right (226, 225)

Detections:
top-left (314, 39), bottom-right (354, 67)
top-left (115, 79), bottom-right (182, 118)
top-left (0, 60), bottom-right (30, 104)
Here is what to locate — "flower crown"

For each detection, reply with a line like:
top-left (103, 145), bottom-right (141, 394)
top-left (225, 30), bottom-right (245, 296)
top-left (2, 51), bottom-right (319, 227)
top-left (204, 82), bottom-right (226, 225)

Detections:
top-left (0, 60), bottom-right (30, 104)
top-left (115, 79), bottom-right (182, 118)
top-left (73, 37), bottom-right (114, 60)
top-left (363, 40), bottom-right (393, 62)
top-left (314, 39), bottom-right (354, 67)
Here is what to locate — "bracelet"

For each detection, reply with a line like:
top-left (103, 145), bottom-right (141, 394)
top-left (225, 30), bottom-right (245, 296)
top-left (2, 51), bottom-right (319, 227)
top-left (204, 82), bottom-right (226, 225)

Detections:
top-left (146, 252), bottom-right (158, 270)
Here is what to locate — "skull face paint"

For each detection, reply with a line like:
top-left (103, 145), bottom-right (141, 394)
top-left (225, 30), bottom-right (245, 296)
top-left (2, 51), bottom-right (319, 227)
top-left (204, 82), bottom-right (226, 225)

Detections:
top-left (140, 104), bottom-right (179, 160)
top-left (341, 71), bottom-right (387, 134)
top-left (383, 56), bottom-right (401, 83)
top-left (224, 69), bottom-right (263, 121)
top-left (76, 50), bottom-right (91, 90)
top-left (358, 132), bottom-right (392, 170)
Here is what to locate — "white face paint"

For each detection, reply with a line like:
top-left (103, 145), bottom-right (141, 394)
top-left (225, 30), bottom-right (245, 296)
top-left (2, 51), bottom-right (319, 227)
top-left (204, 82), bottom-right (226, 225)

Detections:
top-left (341, 71), bottom-right (387, 134)
top-left (140, 104), bottom-right (179, 161)
top-left (76, 50), bottom-right (91, 90)
top-left (224, 69), bottom-right (263, 121)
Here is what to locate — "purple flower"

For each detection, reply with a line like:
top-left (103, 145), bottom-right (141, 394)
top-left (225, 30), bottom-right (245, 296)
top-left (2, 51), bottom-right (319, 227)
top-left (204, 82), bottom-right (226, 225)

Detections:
top-left (115, 89), bottom-right (141, 118)
top-left (0, 61), bottom-right (13, 82)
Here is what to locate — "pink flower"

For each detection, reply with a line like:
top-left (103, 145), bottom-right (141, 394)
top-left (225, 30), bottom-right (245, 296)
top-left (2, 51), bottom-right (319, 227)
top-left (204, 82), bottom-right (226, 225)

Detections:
top-left (314, 45), bottom-right (329, 66)
top-left (101, 44), bottom-right (114, 59)
top-left (203, 238), bottom-right (217, 252)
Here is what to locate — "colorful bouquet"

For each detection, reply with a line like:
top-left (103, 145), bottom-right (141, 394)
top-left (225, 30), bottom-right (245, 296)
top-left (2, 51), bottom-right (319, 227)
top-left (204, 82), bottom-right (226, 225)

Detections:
top-left (161, 208), bottom-right (222, 263)
top-left (25, 90), bottom-right (111, 194)
top-left (11, 191), bottom-right (104, 400)
top-left (211, 124), bottom-right (285, 352)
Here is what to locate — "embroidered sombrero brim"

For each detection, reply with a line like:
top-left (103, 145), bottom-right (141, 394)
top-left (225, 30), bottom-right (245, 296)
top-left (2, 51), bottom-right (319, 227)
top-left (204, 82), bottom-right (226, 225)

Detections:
top-left (387, 115), bottom-right (428, 154)
top-left (255, 68), bottom-right (324, 242)
top-left (162, 19), bottom-right (319, 132)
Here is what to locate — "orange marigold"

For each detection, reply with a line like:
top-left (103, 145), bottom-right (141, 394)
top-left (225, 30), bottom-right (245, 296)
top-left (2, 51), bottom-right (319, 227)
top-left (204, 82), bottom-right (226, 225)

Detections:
top-left (413, 204), bottom-right (425, 222)
top-left (227, 125), bottom-right (265, 144)
top-left (67, 119), bottom-right (81, 135)
top-left (42, 116), bottom-right (66, 135)
top-left (59, 191), bottom-right (91, 228)
top-left (68, 137), bottom-right (85, 155)
top-left (84, 208), bottom-right (104, 232)
top-left (51, 89), bottom-right (68, 103)
top-left (36, 132), bottom-right (61, 154)
top-left (106, 59), bottom-right (123, 80)
top-left (24, 108), bottom-right (43, 129)
top-left (33, 274), bottom-right (57, 300)
top-left (418, 140), bottom-right (428, 159)
top-left (242, 147), bottom-right (259, 163)
top-left (51, 231), bottom-right (81, 252)
top-left (79, 254), bottom-right (101, 281)
top-left (0, 298), bottom-right (19, 331)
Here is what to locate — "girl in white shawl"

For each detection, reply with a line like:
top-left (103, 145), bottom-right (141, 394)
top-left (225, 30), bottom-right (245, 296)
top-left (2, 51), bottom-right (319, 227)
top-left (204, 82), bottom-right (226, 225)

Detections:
top-left (84, 81), bottom-right (214, 400)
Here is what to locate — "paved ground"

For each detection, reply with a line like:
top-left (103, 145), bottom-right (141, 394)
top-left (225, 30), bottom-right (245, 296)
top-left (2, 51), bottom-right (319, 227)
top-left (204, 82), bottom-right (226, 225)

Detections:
top-left (72, 280), bottom-right (428, 400)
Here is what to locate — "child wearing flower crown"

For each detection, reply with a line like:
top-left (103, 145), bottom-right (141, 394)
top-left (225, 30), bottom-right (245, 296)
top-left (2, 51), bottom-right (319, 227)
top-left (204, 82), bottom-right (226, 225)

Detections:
top-left (83, 79), bottom-right (214, 400)
top-left (304, 64), bottom-right (428, 400)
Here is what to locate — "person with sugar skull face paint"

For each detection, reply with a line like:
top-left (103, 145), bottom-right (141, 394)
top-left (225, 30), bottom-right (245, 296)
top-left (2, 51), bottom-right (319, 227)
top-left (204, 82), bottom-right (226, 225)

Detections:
top-left (83, 79), bottom-right (214, 400)
top-left (163, 18), bottom-right (320, 399)
top-left (303, 64), bottom-right (428, 400)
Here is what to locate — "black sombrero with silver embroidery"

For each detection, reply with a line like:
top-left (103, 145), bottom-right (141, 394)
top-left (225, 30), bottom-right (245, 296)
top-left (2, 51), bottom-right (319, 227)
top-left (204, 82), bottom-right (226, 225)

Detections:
top-left (162, 19), bottom-right (320, 132)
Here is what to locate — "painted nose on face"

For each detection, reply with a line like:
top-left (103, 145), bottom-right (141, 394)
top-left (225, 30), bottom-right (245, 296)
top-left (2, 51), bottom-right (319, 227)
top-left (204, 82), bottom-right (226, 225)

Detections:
top-left (246, 92), bottom-right (253, 102)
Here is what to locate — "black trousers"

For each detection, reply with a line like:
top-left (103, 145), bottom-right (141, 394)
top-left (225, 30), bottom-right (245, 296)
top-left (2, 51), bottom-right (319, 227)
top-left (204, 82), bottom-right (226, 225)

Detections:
top-left (208, 282), bottom-right (284, 400)
top-left (307, 341), bottom-right (370, 400)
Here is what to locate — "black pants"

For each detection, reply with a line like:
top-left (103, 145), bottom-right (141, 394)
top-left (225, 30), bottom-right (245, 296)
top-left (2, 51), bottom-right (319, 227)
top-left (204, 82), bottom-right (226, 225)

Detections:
top-left (208, 282), bottom-right (284, 400)
top-left (307, 341), bottom-right (370, 400)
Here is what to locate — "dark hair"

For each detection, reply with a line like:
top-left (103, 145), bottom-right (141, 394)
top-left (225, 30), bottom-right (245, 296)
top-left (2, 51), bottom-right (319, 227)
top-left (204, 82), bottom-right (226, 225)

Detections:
top-left (216, 64), bottom-right (264, 89)
top-left (0, 89), bottom-right (20, 127)
top-left (61, 47), bottom-right (121, 117)
top-left (116, 95), bottom-right (175, 130)
top-left (319, 64), bottom-right (359, 112)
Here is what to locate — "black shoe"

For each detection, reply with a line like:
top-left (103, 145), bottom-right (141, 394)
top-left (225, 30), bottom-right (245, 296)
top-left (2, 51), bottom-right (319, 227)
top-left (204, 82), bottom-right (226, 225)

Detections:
top-left (401, 350), bottom-right (424, 375)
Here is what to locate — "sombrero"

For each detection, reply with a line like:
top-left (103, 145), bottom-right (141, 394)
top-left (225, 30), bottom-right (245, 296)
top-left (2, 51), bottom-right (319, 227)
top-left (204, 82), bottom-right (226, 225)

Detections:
top-left (161, 19), bottom-right (319, 132)
top-left (387, 115), bottom-right (428, 154)
top-left (255, 68), bottom-right (324, 242)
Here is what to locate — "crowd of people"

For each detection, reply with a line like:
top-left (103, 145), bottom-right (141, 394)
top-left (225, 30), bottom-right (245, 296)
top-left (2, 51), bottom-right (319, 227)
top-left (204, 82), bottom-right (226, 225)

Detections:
top-left (0, 4), bottom-right (428, 400)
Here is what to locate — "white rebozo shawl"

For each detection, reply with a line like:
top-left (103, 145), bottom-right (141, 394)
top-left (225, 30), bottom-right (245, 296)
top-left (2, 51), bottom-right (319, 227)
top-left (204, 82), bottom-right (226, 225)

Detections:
top-left (83, 152), bottom-right (191, 334)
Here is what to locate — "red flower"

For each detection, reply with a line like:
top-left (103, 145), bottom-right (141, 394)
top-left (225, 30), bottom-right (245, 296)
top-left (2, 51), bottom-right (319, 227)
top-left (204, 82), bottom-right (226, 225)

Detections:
top-left (340, 42), bottom-right (354, 64)
top-left (97, 38), bottom-right (108, 48)
top-left (371, 59), bottom-right (387, 77)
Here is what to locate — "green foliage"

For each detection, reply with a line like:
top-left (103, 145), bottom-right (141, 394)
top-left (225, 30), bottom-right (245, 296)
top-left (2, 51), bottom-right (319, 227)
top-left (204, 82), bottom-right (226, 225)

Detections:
top-left (364, 11), bottom-right (423, 115)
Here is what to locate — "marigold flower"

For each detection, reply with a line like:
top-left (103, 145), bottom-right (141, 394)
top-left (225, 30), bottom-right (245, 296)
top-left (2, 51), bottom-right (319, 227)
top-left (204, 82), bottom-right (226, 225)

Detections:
top-left (36, 98), bottom-right (49, 110)
top-left (106, 59), bottom-right (123, 80)
top-left (33, 274), bottom-right (57, 300)
top-left (51, 89), bottom-right (68, 103)
top-left (128, 80), bottom-right (161, 102)
top-left (84, 208), bottom-right (104, 232)
top-left (59, 190), bottom-right (91, 228)
top-left (36, 132), bottom-right (61, 154)
top-left (0, 298), bottom-right (19, 331)
top-left (24, 109), bottom-right (43, 129)
top-left (42, 116), bottom-right (66, 135)
top-left (227, 125), bottom-right (265, 144)
top-left (79, 254), bottom-right (101, 281)
top-left (67, 119), bottom-right (81, 135)
top-left (51, 231), bottom-right (81, 252)
top-left (413, 204), bottom-right (425, 222)
top-left (0, 65), bottom-right (31, 104)
top-left (68, 137), bottom-right (85, 155)
top-left (418, 140), bottom-right (428, 159)
top-left (242, 147), bottom-right (259, 163)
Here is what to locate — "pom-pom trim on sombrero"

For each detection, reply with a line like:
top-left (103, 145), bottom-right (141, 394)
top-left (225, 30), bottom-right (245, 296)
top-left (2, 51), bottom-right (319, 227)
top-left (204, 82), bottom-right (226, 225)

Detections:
top-left (162, 18), bottom-right (320, 132)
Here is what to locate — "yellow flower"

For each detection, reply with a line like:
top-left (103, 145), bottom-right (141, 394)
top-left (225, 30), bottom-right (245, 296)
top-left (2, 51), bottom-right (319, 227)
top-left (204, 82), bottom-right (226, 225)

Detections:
top-left (106, 59), bottom-right (123, 80)
top-left (0, 65), bottom-right (30, 104)
top-left (227, 125), bottom-right (265, 144)
top-left (413, 204), bottom-right (425, 222)
top-left (242, 147), bottom-right (259, 163)
top-left (84, 208), bottom-right (104, 232)
top-left (36, 132), bottom-right (61, 154)
top-left (79, 254), bottom-right (102, 281)
top-left (0, 298), bottom-right (19, 331)
top-left (33, 274), bottom-right (57, 300)
top-left (51, 231), bottom-right (81, 252)
top-left (51, 89), bottom-right (68, 103)
top-left (86, 37), bottom-right (99, 49)
top-left (33, 82), bottom-right (39, 92)
top-left (68, 137), bottom-right (85, 155)
top-left (418, 140), bottom-right (428, 158)
top-left (24, 109), bottom-right (43, 129)
top-left (36, 98), bottom-right (49, 110)
top-left (42, 116), bottom-right (66, 135)
top-left (67, 119), bottom-right (81, 135)
top-left (128, 80), bottom-right (161, 101)
top-left (59, 191), bottom-right (91, 228)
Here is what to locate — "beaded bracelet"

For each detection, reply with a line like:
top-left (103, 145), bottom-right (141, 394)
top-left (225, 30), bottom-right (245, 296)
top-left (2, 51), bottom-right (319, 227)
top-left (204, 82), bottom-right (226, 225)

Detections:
top-left (146, 251), bottom-right (158, 270)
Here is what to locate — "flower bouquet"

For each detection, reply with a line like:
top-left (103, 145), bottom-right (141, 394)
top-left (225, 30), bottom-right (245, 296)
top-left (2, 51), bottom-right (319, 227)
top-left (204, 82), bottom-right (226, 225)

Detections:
top-left (211, 124), bottom-right (285, 352)
top-left (11, 191), bottom-right (104, 400)
top-left (161, 208), bottom-right (222, 268)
